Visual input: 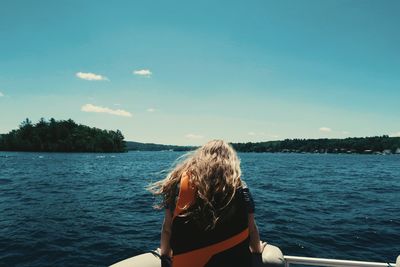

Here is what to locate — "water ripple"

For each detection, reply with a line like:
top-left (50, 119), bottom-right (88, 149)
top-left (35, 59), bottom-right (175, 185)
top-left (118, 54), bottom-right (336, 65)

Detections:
top-left (0, 151), bottom-right (399, 266)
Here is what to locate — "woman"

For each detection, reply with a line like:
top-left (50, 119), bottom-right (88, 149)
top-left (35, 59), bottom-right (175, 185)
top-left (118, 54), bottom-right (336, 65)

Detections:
top-left (149, 140), bottom-right (265, 267)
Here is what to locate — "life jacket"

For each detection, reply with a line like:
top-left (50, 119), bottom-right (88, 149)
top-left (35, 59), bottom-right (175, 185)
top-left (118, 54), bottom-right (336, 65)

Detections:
top-left (170, 172), bottom-right (251, 267)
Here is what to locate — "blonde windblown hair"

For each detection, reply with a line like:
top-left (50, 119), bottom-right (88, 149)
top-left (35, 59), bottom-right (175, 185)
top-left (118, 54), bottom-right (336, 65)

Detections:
top-left (148, 139), bottom-right (243, 229)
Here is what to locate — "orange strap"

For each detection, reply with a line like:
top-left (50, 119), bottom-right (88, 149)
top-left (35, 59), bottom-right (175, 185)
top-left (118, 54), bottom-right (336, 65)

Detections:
top-left (173, 172), bottom-right (195, 220)
top-left (173, 228), bottom-right (249, 267)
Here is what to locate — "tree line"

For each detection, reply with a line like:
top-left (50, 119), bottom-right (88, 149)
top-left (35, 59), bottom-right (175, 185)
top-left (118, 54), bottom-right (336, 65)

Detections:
top-left (231, 136), bottom-right (400, 154)
top-left (0, 118), bottom-right (126, 152)
top-left (126, 141), bottom-right (194, 151)
top-left (1, 119), bottom-right (399, 154)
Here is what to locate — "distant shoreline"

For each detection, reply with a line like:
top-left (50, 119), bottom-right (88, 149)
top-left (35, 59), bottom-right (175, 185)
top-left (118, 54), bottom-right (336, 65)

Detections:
top-left (126, 136), bottom-right (400, 155)
top-left (1, 150), bottom-right (399, 155)
top-left (1, 118), bottom-right (399, 154)
top-left (2, 137), bottom-right (400, 155)
top-left (231, 136), bottom-right (400, 155)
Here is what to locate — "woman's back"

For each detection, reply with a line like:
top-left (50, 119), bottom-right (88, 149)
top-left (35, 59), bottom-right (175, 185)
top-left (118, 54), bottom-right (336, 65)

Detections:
top-left (170, 174), bottom-right (252, 267)
top-left (149, 140), bottom-right (264, 267)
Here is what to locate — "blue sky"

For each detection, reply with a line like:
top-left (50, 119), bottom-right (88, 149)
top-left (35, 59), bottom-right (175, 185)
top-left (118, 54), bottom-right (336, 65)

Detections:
top-left (0, 0), bottom-right (399, 145)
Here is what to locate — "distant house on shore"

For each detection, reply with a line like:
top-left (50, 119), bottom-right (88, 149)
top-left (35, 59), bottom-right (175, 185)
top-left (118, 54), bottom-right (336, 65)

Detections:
top-left (396, 148), bottom-right (400, 154)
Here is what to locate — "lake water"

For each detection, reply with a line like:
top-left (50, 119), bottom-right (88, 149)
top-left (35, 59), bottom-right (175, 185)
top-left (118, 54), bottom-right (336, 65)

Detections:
top-left (0, 151), bottom-right (399, 266)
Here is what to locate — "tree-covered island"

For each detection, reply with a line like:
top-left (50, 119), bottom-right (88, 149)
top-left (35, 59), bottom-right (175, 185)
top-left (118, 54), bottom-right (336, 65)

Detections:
top-left (0, 118), bottom-right (126, 152)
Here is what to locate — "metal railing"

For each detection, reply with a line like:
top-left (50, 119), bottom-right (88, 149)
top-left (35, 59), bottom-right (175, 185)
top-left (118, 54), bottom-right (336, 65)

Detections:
top-left (284, 255), bottom-right (396, 267)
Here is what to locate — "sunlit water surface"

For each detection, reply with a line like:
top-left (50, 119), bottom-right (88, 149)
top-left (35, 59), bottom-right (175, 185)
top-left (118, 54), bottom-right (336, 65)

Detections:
top-left (1, 151), bottom-right (399, 266)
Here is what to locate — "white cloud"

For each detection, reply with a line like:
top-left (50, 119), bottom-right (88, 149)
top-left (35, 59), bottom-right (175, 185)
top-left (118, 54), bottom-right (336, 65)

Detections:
top-left (0, 92), bottom-right (4, 97)
top-left (133, 69), bottom-right (152, 77)
top-left (248, 131), bottom-right (256, 136)
top-left (81, 104), bottom-right (132, 117)
top-left (185, 133), bottom-right (204, 139)
top-left (341, 131), bottom-right (350, 135)
top-left (147, 108), bottom-right (156, 112)
top-left (76, 72), bottom-right (109, 81)
top-left (319, 127), bottom-right (332, 133)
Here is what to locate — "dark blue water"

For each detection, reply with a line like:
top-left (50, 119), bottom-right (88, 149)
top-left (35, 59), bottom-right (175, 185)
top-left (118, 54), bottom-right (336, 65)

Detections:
top-left (0, 151), bottom-right (399, 266)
